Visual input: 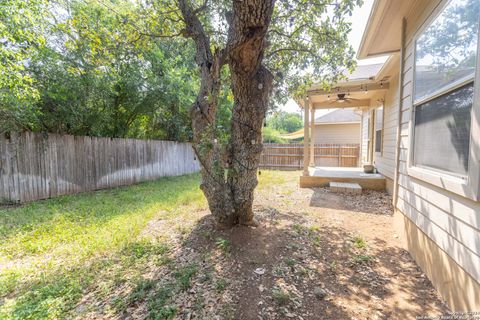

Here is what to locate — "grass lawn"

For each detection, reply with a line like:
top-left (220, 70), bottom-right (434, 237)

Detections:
top-left (0, 171), bottom-right (447, 319)
top-left (0, 172), bottom-right (288, 319)
top-left (0, 174), bottom-right (207, 319)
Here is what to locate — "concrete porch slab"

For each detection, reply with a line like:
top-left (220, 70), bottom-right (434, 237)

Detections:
top-left (299, 166), bottom-right (386, 190)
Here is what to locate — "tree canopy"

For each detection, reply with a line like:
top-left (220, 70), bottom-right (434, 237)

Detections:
top-left (267, 111), bottom-right (303, 133)
top-left (1, 0), bottom-right (359, 141)
top-left (1, 0), bottom-right (204, 140)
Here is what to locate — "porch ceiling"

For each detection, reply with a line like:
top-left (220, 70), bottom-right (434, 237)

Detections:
top-left (305, 81), bottom-right (389, 109)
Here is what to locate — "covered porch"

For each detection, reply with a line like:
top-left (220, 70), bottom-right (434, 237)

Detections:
top-left (300, 166), bottom-right (386, 190)
top-left (298, 64), bottom-right (391, 189)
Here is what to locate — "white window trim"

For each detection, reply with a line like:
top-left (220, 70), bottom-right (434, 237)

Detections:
top-left (374, 104), bottom-right (384, 156)
top-left (407, 0), bottom-right (480, 202)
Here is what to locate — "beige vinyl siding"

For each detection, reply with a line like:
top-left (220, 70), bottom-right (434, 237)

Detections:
top-left (374, 73), bottom-right (399, 180)
top-left (396, 0), bottom-right (480, 284)
top-left (313, 123), bottom-right (360, 145)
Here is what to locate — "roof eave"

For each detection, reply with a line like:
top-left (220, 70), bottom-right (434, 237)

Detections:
top-left (356, 0), bottom-right (382, 60)
top-left (357, 0), bottom-right (417, 60)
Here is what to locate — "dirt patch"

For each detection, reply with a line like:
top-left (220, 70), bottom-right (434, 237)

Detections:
top-left (77, 173), bottom-right (449, 319)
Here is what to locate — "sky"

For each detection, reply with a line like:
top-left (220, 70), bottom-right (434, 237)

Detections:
top-left (280, 0), bottom-right (388, 115)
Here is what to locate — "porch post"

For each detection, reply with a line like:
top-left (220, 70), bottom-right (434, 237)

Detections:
top-left (309, 107), bottom-right (315, 166)
top-left (303, 97), bottom-right (310, 176)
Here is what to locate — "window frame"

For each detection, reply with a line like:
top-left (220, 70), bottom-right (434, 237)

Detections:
top-left (408, 0), bottom-right (480, 201)
top-left (374, 105), bottom-right (384, 155)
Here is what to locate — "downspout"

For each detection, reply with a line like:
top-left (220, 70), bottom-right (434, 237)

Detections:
top-left (393, 18), bottom-right (407, 208)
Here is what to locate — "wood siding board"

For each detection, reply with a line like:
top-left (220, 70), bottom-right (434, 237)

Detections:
top-left (398, 185), bottom-right (480, 254)
top-left (397, 196), bottom-right (480, 283)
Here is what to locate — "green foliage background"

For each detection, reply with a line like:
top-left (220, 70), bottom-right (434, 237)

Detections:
top-left (1, 0), bottom-right (360, 142)
top-left (0, 0), bottom-right (209, 141)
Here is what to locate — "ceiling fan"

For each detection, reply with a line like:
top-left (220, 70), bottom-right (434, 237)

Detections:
top-left (329, 93), bottom-right (360, 103)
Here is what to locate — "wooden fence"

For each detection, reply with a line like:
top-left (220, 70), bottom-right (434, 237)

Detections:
top-left (0, 132), bottom-right (200, 204)
top-left (259, 143), bottom-right (360, 170)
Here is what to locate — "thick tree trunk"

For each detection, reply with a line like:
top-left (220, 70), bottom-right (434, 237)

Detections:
top-left (179, 0), bottom-right (275, 226)
top-left (222, 0), bottom-right (275, 225)
top-left (226, 66), bottom-right (273, 225)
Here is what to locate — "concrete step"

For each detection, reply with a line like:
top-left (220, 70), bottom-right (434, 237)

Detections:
top-left (329, 182), bottom-right (362, 194)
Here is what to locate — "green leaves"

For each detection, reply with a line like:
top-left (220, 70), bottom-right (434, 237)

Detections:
top-left (0, 0), bottom-right (47, 132)
top-left (1, 0), bottom-right (199, 139)
top-left (267, 0), bottom-right (362, 101)
top-left (1, 0), bottom-right (363, 140)
top-left (268, 111), bottom-right (302, 133)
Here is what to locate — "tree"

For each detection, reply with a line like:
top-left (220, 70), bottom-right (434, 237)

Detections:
top-left (0, 0), bottom-right (46, 132)
top-left (0, 0), bottom-right (204, 140)
top-left (268, 111), bottom-right (303, 133)
top-left (171, 0), bottom-right (360, 226)
top-left (28, 0), bottom-right (200, 140)
top-left (262, 126), bottom-right (286, 143)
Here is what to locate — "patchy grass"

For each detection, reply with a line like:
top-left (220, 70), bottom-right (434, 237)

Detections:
top-left (285, 258), bottom-right (297, 268)
top-left (215, 278), bottom-right (229, 292)
top-left (352, 236), bottom-right (367, 249)
top-left (174, 264), bottom-right (198, 291)
top-left (0, 174), bottom-right (205, 319)
top-left (215, 237), bottom-right (231, 254)
top-left (352, 254), bottom-right (375, 265)
top-left (146, 284), bottom-right (177, 319)
top-left (271, 289), bottom-right (291, 306)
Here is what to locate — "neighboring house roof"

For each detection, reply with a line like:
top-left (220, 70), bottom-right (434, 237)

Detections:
top-left (280, 109), bottom-right (360, 139)
top-left (315, 109), bottom-right (361, 124)
top-left (344, 63), bottom-right (384, 81)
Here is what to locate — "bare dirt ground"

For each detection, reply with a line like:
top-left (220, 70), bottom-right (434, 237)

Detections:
top-left (115, 171), bottom-right (449, 320)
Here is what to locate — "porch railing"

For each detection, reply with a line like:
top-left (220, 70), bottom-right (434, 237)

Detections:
top-left (259, 143), bottom-right (360, 170)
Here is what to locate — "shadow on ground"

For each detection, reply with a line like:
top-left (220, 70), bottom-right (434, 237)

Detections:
top-left (1, 174), bottom-right (447, 319)
top-left (104, 204), bottom-right (447, 319)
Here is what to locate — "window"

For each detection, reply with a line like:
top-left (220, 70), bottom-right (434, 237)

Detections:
top-left (410, 0), bottom-right (480, 199)
top-left (413, 83), bottom-right (473, 177)
top-left (375, 106), bottom-right (383, 153)
top-left (415, 0), bottom-right (478, 102)
top-left (366, 116), bottom-right (372, 162)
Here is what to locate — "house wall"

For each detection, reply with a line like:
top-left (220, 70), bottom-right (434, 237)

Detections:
top-left (375, 73), bottom-right (399, 184)
top-left (359, 74), bottom-right (400, 194)
top-left (393, 0), bottom-right (480, 311)
top-left (313, 123), bottom-right (360, 145)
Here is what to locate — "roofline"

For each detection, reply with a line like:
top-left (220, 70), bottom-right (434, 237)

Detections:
top-left (357, 0), bottom-right (381, 60)
top-left (314, 121), bottom-right (361, 125)
top-left (357, 0), bottom-right (421, 60)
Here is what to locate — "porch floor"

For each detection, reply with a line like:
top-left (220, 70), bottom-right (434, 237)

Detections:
top-left (299, 166), bottom-right (386, 190)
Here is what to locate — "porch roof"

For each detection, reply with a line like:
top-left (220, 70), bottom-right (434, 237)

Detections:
top-left (300, 63), bottom-right (391, 109)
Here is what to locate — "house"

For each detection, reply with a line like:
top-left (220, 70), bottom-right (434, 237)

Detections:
top-left (300, 0), bottom-right (480, 311)
top-left (312, 108), bottom-right (360, 145)
top-left (280, 108), bottom-right (361, 145)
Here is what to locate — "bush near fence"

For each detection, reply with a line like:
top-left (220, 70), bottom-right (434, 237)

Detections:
top-left (0, 132), bottom-right (200, 204)
top-left (259, 143), bottom-right (360, 170)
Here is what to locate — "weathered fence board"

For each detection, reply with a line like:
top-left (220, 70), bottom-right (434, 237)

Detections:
top-left (0, 132), bottom-right (200, 204)
top-left (260, 143), bottom-right (360, 169)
